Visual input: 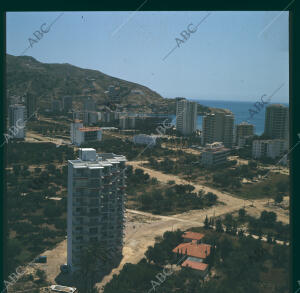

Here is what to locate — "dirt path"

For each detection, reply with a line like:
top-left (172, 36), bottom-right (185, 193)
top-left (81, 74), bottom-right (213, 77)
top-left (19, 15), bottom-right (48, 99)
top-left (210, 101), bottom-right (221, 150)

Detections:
top-left (127, 161), bottom-right (289, 225)
top-left (24, 161), bottom-right (288, 292)
top-left (26, 131), bottom-right (71, 146)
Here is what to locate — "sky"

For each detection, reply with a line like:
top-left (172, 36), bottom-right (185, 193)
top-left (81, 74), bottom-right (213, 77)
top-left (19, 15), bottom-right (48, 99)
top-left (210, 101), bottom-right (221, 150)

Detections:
top-left (6, 11), bottom-right (289, 102)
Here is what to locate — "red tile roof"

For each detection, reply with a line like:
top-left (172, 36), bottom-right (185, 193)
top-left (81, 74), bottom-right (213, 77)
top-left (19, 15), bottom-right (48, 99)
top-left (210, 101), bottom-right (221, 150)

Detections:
top-left (172, 243), bottom-right (211, 259)
top-left (78, 127), bottom-right (101, 132)
top-left (182, 232), bottom-right (205, 241)
top-left (181, 260), bottom-right (208, 271)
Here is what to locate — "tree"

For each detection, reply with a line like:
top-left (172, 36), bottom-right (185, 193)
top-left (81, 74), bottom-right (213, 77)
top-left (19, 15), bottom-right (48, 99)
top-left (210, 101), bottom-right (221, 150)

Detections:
top-left (78, 243), bottom-right (112, 292)
top-left (276, 181), bottom-right (288, 194)
top-left (216, 219), bottom-right (223, 233)
top-left (238, 208), bottom-right (246, 220)
top-left (274, 194), bottom-right (283, 204)
top-left (204, 215), bottom-right (209, 229)
top-left (205, 192), bottom-right (218, 205)
top-left (267, 233), bottom-right (273, 244)
top-left (260, 210), bottom-right (277, 228)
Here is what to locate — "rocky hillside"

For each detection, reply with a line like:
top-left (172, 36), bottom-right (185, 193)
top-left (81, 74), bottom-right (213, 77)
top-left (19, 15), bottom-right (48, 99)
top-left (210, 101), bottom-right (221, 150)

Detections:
top-left (6, 54), bottom-right (229, 115)
top-left (6, 54), bottom-right (169, 112)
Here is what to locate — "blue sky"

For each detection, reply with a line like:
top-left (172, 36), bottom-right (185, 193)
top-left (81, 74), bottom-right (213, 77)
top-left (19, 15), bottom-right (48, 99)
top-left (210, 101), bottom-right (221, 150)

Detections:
top-left (6, 11), bottom-right (289, 102)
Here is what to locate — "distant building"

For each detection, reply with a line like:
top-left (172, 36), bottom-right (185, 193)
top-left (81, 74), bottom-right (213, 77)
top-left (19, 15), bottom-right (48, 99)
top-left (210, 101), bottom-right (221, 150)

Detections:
top-left (202, 113), bottom-right (234, 148)
top-left (236, 122), bottom-right (254, 145)
top-left (67, 149), bottom-right (126, 272)
top-left (264, 104), bottom-right (289, 140)
top-left (119, 116), bottom-right (136, 129)
top-left (25, 93), bottom-right (37, 118)
top-left (176, 98), bottom-right (198, 135)
top-left (101, 112), bottom-right (116, 123)
top-left (62, 96), bottom-right (73, 112)
top-left (70, 120), bottom-right (102, 146)
top-left (133, 134), bottom-right (157, 146)
top-left (8, 105), bottom-right (26, 139)
top-left (252, 139), bottom-right (288, 160)
top-left (237, 135), bottom-right (253, 148)
top-left (52, 100), bottom-right (62, 112)
top-left (73, 111), bottom-right (99, 126)
top-left (83, 97), bottom-right (95, 111)
top-left (201, 142), bottom-right (230, 166)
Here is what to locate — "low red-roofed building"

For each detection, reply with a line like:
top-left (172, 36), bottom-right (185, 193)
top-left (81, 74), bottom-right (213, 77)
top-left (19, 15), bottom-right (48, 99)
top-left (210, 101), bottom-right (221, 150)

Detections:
top-left (181, 259), bottom-right (209, 277)
top-left (173, 242), bottom-right (211, 260)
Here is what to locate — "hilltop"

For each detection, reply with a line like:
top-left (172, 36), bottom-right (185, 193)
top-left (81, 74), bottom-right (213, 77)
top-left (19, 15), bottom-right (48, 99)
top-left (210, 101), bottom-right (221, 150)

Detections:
top-left (6, 54), bottom-right (229, 114)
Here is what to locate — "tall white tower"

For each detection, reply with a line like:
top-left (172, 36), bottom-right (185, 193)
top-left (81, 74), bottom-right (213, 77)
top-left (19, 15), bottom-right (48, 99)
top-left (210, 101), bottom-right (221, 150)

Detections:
top-left (67, 149), bottom-right (126, 271)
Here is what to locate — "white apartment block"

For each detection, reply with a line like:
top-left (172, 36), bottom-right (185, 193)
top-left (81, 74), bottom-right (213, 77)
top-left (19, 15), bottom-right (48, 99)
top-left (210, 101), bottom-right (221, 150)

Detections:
top-left (8, 104), bottom-right (26, 139)
top-left (176, 98), bottom-right (198, 136)
top-left (252, 139), bottom-right (288, 159)
top-left (133, 134), bottom-right (157, 146)
top-left (71, 121), bottom-right (102, 146)
top-left (202, 113), bottom-right (234, 148)
top-left (67, 149), bottom-right (126, 271)
top-left (201, 143), bottom-right (230, 166)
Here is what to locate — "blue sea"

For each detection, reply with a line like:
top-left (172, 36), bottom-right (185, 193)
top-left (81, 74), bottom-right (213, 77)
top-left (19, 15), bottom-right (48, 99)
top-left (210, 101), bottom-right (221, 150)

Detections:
top-left (170, 99), bottom-right (289, 135)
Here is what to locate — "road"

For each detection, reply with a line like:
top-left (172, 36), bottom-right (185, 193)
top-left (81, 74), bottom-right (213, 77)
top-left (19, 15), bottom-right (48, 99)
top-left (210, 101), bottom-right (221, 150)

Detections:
top-left (127, 161), bottom-right (289, 224)
top-left (15, 143), bottom-right (288, 292)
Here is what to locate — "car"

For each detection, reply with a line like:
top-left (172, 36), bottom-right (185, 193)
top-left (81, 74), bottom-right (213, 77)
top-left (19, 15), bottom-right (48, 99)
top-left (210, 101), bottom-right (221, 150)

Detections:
top-left (60, 264), bottom-right (70, 274)
top-left (50, 285), bottom-right (77, 292)
top-left (35, 256), bottom-right (47, 263)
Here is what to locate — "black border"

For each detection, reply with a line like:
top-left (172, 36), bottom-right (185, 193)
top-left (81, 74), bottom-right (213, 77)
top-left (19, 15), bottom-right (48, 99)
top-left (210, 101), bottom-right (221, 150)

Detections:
top-left (1, 1), bottom-right (299, 292)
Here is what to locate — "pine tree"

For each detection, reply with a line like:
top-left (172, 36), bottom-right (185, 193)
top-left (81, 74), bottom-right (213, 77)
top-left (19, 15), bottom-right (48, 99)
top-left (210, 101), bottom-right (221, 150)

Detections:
top-left (204, 215), bottom-right (209, 229)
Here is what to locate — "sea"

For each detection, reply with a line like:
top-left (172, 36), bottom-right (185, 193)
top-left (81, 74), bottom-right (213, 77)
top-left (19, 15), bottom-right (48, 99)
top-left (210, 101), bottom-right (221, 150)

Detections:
top-left (169, 99), bottom-right (289, 136)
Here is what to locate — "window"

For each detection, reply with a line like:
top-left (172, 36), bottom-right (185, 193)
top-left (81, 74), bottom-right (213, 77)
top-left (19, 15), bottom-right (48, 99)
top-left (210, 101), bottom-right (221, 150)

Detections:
top-left (89, 228), bottom-right (98, 234)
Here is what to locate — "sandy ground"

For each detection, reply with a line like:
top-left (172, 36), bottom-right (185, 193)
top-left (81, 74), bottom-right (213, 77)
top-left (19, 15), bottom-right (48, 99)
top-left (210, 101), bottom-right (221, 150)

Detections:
top-left (26, 131), bottom-right (71, 146)
top-left (26, 162), bottom-right (289, 292)
top-left (12, 139), bottom-right (289, 292)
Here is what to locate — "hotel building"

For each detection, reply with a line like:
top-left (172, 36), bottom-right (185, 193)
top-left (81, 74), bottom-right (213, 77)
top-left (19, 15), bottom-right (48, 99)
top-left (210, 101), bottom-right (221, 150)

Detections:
top-left (67, 148), bottom-right (126, 271)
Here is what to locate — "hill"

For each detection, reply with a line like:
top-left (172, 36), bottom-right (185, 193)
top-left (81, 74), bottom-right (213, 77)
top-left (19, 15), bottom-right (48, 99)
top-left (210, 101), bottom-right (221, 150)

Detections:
top-left (6, 54), bottom-right (229, 114)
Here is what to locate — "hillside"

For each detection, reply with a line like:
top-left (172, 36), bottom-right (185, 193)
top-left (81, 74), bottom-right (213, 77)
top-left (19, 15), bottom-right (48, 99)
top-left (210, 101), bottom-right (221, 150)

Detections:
top-left (6, 54), bottom-right (169, 112)
top-left (6, 54), bottom-right (229, 114)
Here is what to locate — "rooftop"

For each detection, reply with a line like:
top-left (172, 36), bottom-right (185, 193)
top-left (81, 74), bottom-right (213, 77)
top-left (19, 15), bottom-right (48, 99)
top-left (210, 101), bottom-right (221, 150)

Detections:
top-left (78, 127), bottom-right (101, 132)
top-left (182, 231), bottom-right (205, 241)
top-left (181, 259), bottom-right (208, 271)
top-left (173, 243), bottom-right (211, 259)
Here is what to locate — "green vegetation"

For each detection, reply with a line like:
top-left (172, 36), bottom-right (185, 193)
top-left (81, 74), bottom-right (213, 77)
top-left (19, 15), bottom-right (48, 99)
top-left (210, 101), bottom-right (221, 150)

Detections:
top-left (103, 228), bottom-right (289, 293)
top-left (126, 166), bottom-right (218, 215)
top-left (235, 173), bottom-right (289, 199)
top-left (215, 209), bottom-right (289, 243)
top-left (6, 143), bottom-right (74, 274)
top-left (85, 137), bottom-right (177, 161)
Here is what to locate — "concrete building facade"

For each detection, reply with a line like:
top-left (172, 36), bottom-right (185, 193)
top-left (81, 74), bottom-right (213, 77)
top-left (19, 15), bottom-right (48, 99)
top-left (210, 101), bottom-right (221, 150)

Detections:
top-left (264, 104), bottom-right (289, 140)
top-left (202, 113), bottom-right (234, 148)
top-left (201, 143), bottom-right (230, 166)
top-left (252, 139), bottom-right (288, 159)
top-left (67, 149), bottom-right (126, 271)
top-left (133, 134), bottom-right (157, 146)
top-left (176, 98), bottom-right (198, 136)
top-left (62, 96), bottom-right (73, 112)
top-left (71, 121), bottom-right (102, 146)
top-left (236, 122), bottom-right (254, 145)
top-left (8, 104), bottom-right (26, 139)
top-left (25, 93), bottom-right (37, 118)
